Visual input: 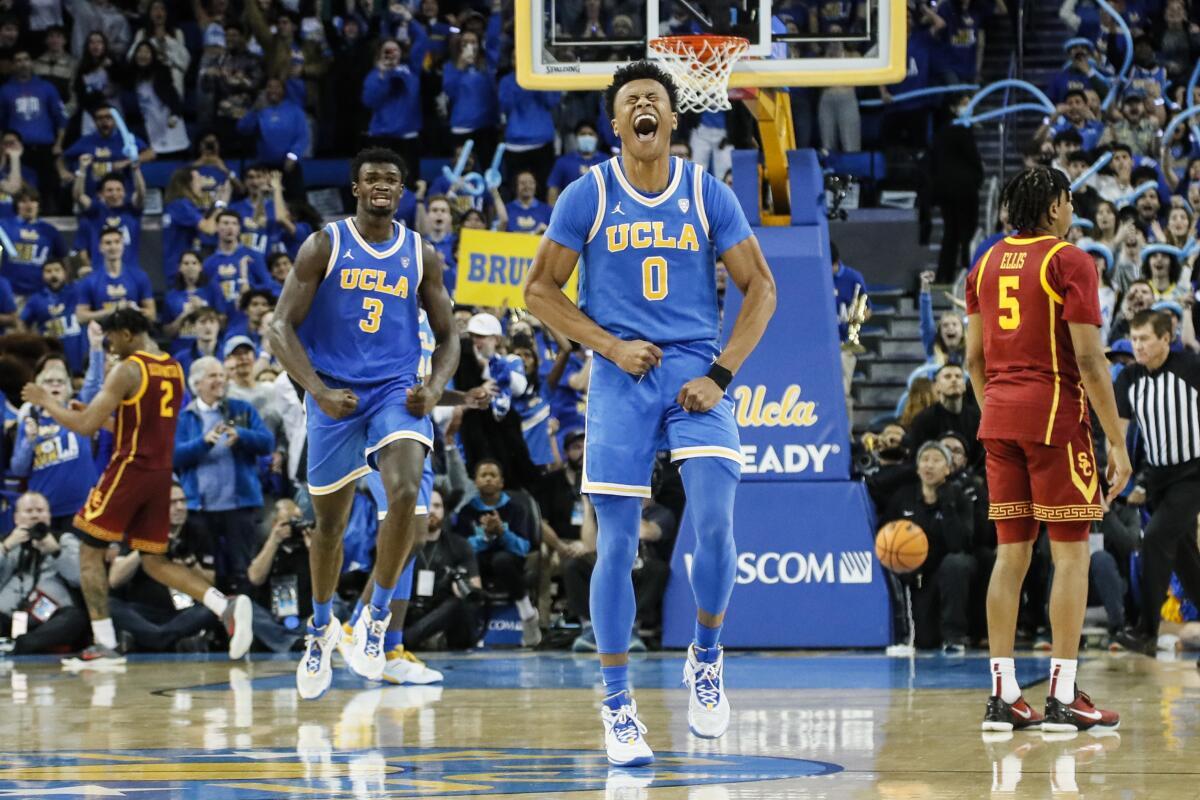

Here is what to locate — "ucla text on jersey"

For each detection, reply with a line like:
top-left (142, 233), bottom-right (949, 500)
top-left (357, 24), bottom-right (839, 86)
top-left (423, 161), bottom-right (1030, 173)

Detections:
top-left (298, 218), bottom-right (425, 385)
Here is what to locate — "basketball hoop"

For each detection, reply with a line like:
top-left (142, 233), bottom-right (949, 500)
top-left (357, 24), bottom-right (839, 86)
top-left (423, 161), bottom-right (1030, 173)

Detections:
top-left (648, 35), bottom-right (750, 114)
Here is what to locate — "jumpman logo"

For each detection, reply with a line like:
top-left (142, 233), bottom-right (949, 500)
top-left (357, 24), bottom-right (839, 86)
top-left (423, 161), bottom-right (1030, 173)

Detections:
top-left (611, 202), bottom-right (625, 216)
top-left (343, 250), bottom-right (355, 260)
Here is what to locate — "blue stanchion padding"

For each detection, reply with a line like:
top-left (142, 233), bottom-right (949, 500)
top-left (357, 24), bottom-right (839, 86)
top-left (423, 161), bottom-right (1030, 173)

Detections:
top-left (723, 220), bottom-right (846, 480)
top-left (859, 83), bottom-right (978, 108)
top-left (787, 148), bottom-right (826, 227)
top-left (1116, 180), bottom-right (1163, 209)
top-left (108, 107), bottom-right (140, 161)
top-left (440, 138), bottom-right (474, 188)
top-left (955, 102), bottom-right (1054, 127)
top-left (1096, 0), bottom-right (1133, 111)
top-left (730, 149), bottom-right (760, 226)
top-left (662, 481), bottom-right (890, 647)
top-left (960, 79), bottom-right (1054, 121)
top-left (1071, 151), bottom-right (1112, 191)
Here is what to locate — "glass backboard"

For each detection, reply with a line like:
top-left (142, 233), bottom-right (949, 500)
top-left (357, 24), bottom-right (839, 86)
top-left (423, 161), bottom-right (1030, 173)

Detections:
top-left (516, 0), bottom-right (908, 91)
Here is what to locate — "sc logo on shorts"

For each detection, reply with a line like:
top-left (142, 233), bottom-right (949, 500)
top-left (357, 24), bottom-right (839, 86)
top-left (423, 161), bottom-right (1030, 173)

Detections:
top-left (1076, 451), bottom-right (1093, 478)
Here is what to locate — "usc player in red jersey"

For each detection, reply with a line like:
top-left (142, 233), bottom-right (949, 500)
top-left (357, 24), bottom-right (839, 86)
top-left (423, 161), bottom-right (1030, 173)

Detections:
top-left (965, 168), bottom-right (1132, 733)
top-left (21, 309), bottom-right (252, 668)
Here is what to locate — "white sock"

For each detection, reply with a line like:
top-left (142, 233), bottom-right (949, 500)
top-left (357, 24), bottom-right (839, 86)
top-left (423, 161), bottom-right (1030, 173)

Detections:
top-left (515, 596), bottom-right (536, 621)
top-left (91, 618), bottom-right (117, 650)
top-left (989, 657), bottom-right (1021, 703)
top-left (1050, 658), bottom-right (1077, 704)
top-left (203, 587), bottom-right (229, 618)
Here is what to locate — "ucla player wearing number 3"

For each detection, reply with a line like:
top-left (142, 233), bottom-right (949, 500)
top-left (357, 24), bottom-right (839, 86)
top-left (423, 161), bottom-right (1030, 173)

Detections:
top-left (526, 62), bottom-right (777, 766)
top-left (268, 149), bottom-right (459, 699)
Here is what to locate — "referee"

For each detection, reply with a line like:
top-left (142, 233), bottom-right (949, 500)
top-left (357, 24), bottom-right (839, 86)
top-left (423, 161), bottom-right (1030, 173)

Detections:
top-left (1113, 309), bottom-right (1200, 653)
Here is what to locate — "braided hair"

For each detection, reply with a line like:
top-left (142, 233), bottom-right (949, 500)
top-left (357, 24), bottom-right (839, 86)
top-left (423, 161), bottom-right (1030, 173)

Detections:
top-left (1001, 167), bottom-right (1072, 233)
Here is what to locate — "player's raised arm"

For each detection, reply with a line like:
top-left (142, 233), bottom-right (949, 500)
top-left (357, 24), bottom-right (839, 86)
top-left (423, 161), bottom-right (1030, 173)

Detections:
top-left (714, 235), bottom-right (776, 374)
top-left (21, 359), bottom-right (140, 437)
top-left (409, 241), bottom-right (461, 415)
top-left (526, 237), bottom-right (662, 376)
top-left (267, 229), bottom-right (358, 419)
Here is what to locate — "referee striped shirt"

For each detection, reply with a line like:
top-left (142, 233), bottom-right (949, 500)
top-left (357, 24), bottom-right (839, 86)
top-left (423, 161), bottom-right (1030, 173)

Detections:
top-left (1114, 351), bottom-right (1200, 467)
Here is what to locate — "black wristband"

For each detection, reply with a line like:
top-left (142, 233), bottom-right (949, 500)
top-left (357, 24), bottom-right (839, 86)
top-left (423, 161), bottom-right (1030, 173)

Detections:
top-left (706, 363), bottom-right (733, 391)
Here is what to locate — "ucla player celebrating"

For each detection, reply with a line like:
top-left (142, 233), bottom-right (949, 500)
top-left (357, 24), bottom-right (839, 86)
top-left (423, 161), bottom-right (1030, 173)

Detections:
top-left (268, 149), bottom-right (460, 699)
top-left (526, 62), bottom-right (776, 766)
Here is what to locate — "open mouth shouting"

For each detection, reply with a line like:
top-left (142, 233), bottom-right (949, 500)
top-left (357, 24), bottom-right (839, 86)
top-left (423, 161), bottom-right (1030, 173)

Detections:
top-left (633, 111), bottom-right (659, 143)
top-left (369, 192), bottom-right (393, 209)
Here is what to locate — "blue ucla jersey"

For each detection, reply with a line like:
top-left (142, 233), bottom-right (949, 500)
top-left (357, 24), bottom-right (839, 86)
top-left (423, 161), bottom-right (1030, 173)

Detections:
top-left (298, 218), bottom-right (424, 385)
top-left (13, 410), bottom-right (97, 518)
top-left (544, 156), bottom-right (752, 346)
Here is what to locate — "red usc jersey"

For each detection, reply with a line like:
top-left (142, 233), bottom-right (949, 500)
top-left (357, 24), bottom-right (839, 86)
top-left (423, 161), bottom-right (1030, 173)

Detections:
top-left (110, 351), bottom-right (185, 470)
top-left (965, 234), bottom-right (1102, 445)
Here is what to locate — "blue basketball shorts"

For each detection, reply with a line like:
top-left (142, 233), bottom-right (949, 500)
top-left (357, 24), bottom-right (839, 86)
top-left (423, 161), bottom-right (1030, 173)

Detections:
top-left (365, 456), bottom-right (435, 521)
top-left (305, 375), bottom-right (433, 496)
top-left (582, 340), bottom-right (742, 497)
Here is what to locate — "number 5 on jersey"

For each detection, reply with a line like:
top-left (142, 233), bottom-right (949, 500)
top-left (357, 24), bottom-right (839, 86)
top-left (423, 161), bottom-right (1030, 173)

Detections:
top-left (642, 257), bottom-right (668, 301)
top-left (998, 276), bottom-right (1020, 330)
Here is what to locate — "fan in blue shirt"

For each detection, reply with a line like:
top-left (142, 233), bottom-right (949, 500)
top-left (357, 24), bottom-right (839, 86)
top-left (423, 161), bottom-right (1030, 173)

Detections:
top-left (236, 78), bottom-right (310, 168)
top-left (60, 103), bottom-right (152, 199)
top-left (547, 121), bottom-right (608, 205)
top-left (76, 227), bottom-right (155, 324)
top-left (72, 170), bottom-right (144, 270)
top-left (162, 166), bottom-right (221, 285)
top-left (831, 242), bottom-right (871, 343)
top-left (362, 38), bottom-right (423, 140)
top-left (203, 210), bottom-right (272, 323)
top-left (423, 195), bottom-right (459, 296)
top-left (230, 165), bottom-right (284, 255)
top-left (505, 171), bottom-right (552, 234)
top-left (20, 260), bottom-right (86, 373)
top-left (0, 186), bottom-right (67, 295)
top-left (1047, 90), bottom-right (1106, 152)
top-left (0, 53), bottom-right (65, 148)
top-left (0, 132), bottom-right (39, 217)
top-left (162, 251), bottom-right (221, 343)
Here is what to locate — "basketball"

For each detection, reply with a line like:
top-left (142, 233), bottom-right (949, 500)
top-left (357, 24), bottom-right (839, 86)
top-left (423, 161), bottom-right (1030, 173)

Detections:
top-left (875, 520), bottom-right (929, 574)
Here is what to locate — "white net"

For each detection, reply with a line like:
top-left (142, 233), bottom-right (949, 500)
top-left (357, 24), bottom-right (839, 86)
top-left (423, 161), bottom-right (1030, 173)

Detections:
top-left (648, 36), bottom-right (750, 114)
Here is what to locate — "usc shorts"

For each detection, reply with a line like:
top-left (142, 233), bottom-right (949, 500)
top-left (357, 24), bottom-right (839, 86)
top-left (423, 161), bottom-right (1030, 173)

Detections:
top-left (982, 426), bottom-right (1102, 542)
top-left (73, 464), bottom-right (174, 554)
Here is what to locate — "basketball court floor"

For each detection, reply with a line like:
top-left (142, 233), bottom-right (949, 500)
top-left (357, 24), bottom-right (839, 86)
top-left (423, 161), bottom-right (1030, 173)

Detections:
top-left (0, 649), bottom-right (1195, 798)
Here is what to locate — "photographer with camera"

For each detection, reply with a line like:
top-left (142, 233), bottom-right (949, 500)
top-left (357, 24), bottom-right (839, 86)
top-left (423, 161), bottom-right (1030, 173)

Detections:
top-left (0, 492), bottom-right (88, 654)
top-left (108, 483), bottom-right (221, 652)
top-left (406, 489), bottom-right (482, 650)
top-left (245, 498), bottom-right (313, 653)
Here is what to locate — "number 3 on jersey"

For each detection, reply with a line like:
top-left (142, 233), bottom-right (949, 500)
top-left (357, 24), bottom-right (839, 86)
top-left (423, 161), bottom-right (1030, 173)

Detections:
top-left (360, 297), bottom-right (383, 333)
top-left (998, 276), bottom-right (1020, 330)
top-left (642, 257), bottom-right (668, 301)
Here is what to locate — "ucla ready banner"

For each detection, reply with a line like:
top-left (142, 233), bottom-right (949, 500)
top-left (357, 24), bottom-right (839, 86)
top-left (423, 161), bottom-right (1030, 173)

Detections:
top-left (722, 225), bottom-right (851, 481)
top-left (455, 229), bottom-right (578, 308)
top-left (662, 481), bottom-right (889, 648)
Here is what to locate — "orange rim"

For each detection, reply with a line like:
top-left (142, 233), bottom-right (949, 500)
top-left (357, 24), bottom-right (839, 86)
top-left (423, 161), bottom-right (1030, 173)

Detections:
top-left (648, 35), bottom-right (750, 63)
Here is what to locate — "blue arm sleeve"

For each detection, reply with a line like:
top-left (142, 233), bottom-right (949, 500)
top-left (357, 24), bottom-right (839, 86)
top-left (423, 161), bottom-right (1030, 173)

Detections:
top-left (701, 172), bottom-right (754, 256)
top-left (543, 175), bottom-right (598, 253)
top-left (920, 291), bottom-right (936, 357)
